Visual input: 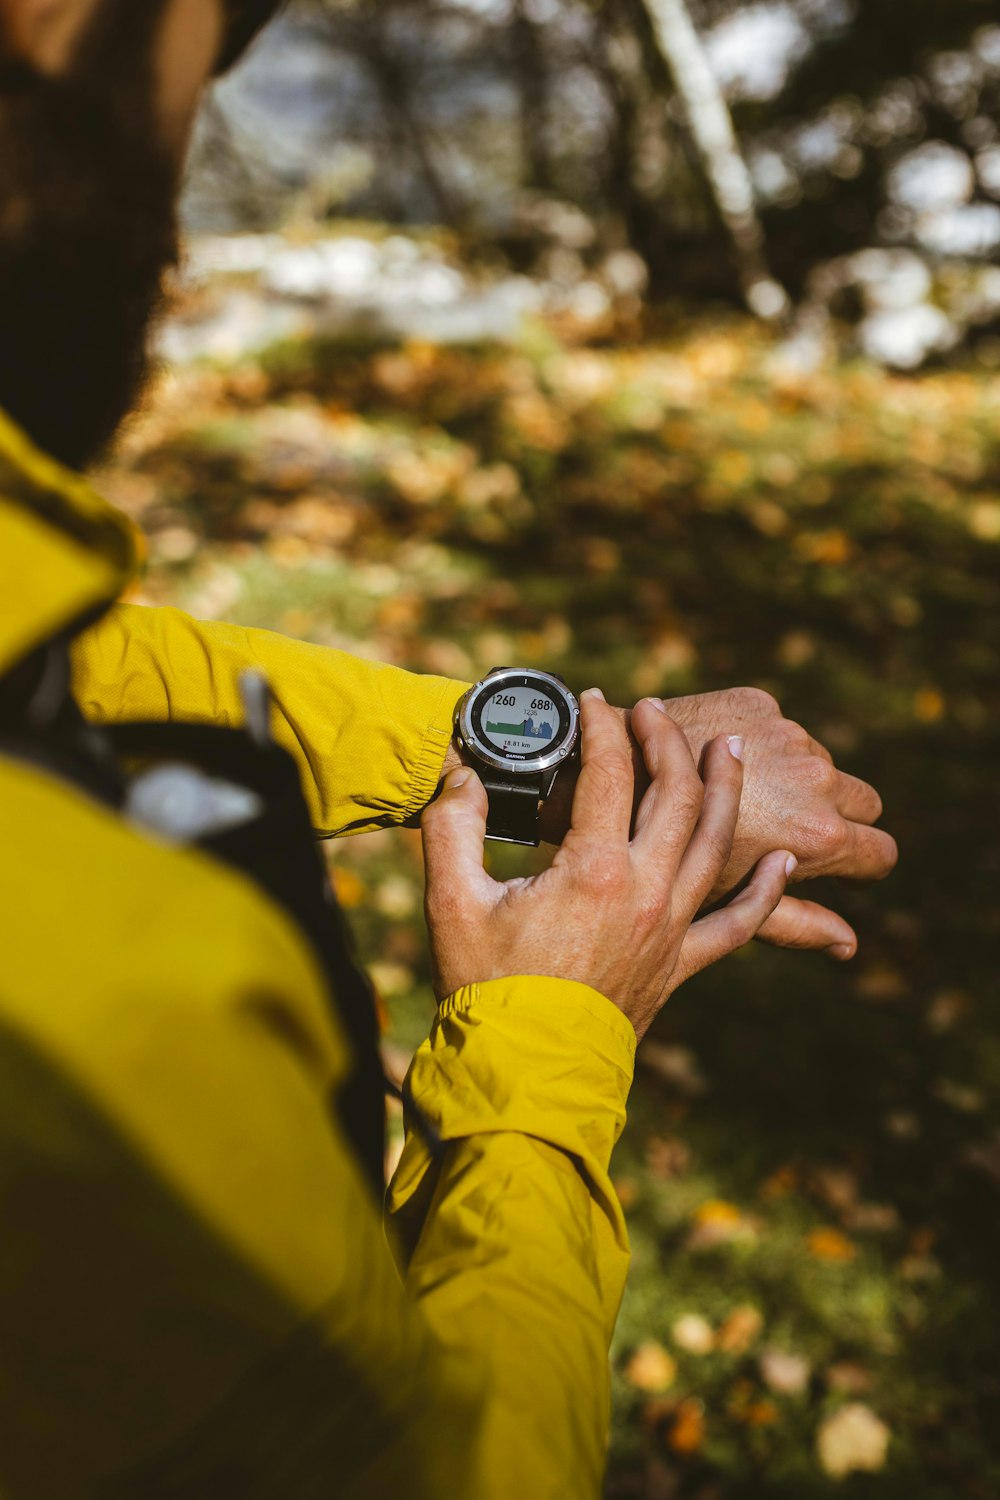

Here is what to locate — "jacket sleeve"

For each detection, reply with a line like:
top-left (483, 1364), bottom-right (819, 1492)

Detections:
top-left (387, 977), bottom-right (636, 1500)
top-left (69, 602), bottom-right (468, 835)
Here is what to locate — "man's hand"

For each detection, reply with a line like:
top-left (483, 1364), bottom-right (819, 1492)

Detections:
top-left (440, 684), bottom-right (896, 961)
top-left (645, 687), bottom-right (896, 959)
top-left (424, 694), bottom-right (793, 1040)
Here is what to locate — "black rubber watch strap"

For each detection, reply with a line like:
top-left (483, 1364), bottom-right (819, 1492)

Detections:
top-left (482, 774), bottom-right (543, 846)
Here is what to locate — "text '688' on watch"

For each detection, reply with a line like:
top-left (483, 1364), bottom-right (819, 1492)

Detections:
top-left (454, 668), bottom-right (580, 846)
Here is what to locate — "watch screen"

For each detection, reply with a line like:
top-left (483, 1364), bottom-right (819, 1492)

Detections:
top-left (481, 686), bottom-right (561, 756)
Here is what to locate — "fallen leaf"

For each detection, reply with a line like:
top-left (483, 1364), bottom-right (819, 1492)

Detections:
top-left (760, 1164), bottom-right (798, 1201)
top-left (374, 874), bottom-right (418, 919)
top-left (933, 1078), bottom-right (985, 1113)
top-left (624, 1341), bottom-right (677, 1394)
top-left (817, 1403), bottom-right (890, 1478)
top-left (717, 1306), bottom-right (764, 1355)
top-left (667, 1398), bottom-right (706, 1455)
top-left (687, 1200), bottom-right (756, 1252)
top-left (760, 1349), bottom-right (811, 1395)
top-left (645, 1136), bottom-right (692, 1180)
top-left (694, 1199), bottom-right (742, 1227)
top-left (899, 1254), bottom-right (941, 1282)
top-left (367, 961), bottom-right (413, 998)
top-left (826, 1362), bottom-right (872, 1395)
top-left (638, 1042), bottom-right (707, 1096)
top-left (613, 1176), bottom-right (640, 1211)
top-left (811, 1167), bottom-right (858, 1214)
top-left (807, 1227), bottom-right (857, 1263)
top-left (672, 1314), bottom-right (715, 1355)
top-left (968, 498), bottom-right (1000, 540)
top-left (745, 1398), bottom-right (780, 1427)
top-left (331, 866), bottom-right (367, 908)
top-left (856, 965), bottom-right (908, 1002)
top-left (884, 1111), bottom-right (921, 1141)
top-left (913, 687), bottom-right (945, 723)
top-left (924, 989), bottom-right (971, 1034)
top-left (795, 528), bottom-right (852, 565)
top-left (845, 1202), bottom-right (899, 1233)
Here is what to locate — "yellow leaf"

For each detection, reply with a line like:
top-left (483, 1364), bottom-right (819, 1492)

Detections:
top-left (716, 450), bottom-right (753, 487)
top-left (913, 687), bottom-right (945, 723)
top-left (968, 499), bottom-right (1000, 541)
top-left (694, 1199), bottom-right (743, 1227)
top-left (806, 1227), bottom-right (857, 1263)
top-left (795, 528), bottom-right (852, 565)
top-left (624, 1340), bottom-right (677, 1393)
top-left (331, 867), bottom-right (367, 909)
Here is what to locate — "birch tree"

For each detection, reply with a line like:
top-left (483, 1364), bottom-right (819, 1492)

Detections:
top-left (640, 0), bottom-right (789, 321)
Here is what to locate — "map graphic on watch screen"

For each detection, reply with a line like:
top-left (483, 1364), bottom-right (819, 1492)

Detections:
top-left (482, 687), bottom-right (560, 755)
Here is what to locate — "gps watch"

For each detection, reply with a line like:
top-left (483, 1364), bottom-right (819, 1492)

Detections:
top-left (454, 668), bottom-right (581, 846)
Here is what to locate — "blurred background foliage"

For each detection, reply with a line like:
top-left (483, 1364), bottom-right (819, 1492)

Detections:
top-left (104, 0), bottom-right (1000, 1493)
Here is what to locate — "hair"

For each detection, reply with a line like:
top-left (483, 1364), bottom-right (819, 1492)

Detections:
top-left (216, 0), bottom-right (286, 75)
top-left (0, 0), bottom-right (178, 470)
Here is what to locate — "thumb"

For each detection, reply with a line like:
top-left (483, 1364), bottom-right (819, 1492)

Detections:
top-left (421, 768), bottom-right (494, 900)
top-left (754, 895), bottom-right (857, 960)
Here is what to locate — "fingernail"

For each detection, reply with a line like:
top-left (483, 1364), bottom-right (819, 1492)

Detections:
top-left (446, 768), bottom-right (472, 790)
top-left (727, 734), bottom-right (744, 761)
top-left (581, 687), bottom-right (606, 702)
top-left (784, 853), bottom-right (798, 877)
top-left (828, 942), bottom-right (854, 961)
top-left (646, 697), bottom-right (668, 714)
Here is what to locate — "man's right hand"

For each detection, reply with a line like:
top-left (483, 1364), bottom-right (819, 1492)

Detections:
top-left (421, 691), bottom-right (794, 1042)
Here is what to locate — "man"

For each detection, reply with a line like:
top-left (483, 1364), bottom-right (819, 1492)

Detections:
top-left (0, 1), bottom-right (896, 1495)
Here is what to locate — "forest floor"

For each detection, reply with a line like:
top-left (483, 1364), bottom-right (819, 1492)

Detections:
top-left (100, 296), bottom-right (1000, 1499)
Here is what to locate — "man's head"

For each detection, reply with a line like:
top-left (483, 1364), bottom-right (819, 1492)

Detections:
top-left (0, 0), bottom-right (281, 472)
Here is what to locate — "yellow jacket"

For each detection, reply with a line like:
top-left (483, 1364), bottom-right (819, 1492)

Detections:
top-left (0, 406), bottom-right (636, 1497)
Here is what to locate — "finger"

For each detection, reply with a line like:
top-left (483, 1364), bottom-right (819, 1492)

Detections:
top-left (568, 689), bottom-right (635, 844)
top-left (421, 768), bottom-right (496, 905)
top-left (631, 699), bottom-right (706, 865)
top-left (806, 734), bottom-right (834, 765)
top-left (676, 849), bottom-right (792, 982)
top-left (827, 820), bottom-right (899, 882)
top-left (833, 770), bottom-right (883, 824)
top-left (674, 732), bottom-right (744, 910)
top-left (755, 895), bottom-right (857, 959)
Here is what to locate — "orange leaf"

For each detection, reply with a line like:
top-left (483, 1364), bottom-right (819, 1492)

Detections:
top-left (668, 1398), bottom-right (706, 1455)
top-left (807, 1227), bottom-right (857, 1262)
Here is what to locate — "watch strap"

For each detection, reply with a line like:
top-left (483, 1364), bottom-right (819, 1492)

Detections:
top-left (482, 773), bottom-right (543, 846)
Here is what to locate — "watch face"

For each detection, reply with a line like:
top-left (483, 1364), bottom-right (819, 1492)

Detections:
top-left (461, 669), bottom-right (579, 773)
top-left (480, 685), bottom-right (561, 755)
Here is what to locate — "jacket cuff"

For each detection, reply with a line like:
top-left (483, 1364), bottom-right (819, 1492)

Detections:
top-left (388, 977), bottom-right (636, 1251)
top-left (397, 676), bottom-right (469, 825)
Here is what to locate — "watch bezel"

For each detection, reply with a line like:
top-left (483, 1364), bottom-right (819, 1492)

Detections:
top-left (457, 668), bottom-right (580, 776)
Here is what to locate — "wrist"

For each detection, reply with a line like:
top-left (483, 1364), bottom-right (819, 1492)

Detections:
top-left (435, 703), bottom-right (649, 843)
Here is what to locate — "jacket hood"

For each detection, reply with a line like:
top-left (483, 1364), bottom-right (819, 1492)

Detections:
top-left (0, 407), bottom-right (140, 679)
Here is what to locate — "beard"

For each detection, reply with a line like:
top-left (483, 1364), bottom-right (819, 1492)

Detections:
top-left (0, 0), bottom-right (179, 473)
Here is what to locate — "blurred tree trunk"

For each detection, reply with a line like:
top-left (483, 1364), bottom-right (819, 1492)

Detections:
top-left (595, 0), bottom-right (664, 262)
top-left (511, 0), bottom-right (553, 191)
top-left (354, 1), bottom-right (460, 226)
top-left (639, 0), bottom-right (789, 320)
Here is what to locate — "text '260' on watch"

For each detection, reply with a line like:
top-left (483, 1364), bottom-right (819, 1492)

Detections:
top-left (454, 668), bottom-right (581, 846)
